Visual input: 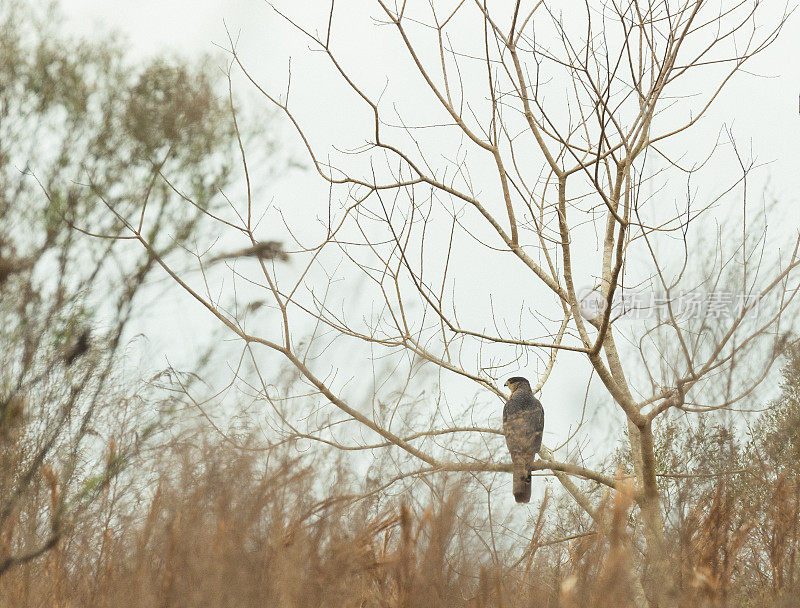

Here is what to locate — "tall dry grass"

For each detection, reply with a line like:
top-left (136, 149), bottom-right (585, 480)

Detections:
top-left (1, 435), bottom-right (800, 607)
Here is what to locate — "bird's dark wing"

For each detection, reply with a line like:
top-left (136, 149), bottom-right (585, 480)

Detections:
top-left (503, 396), bottom-right (533, 457)
top-left (503, 393), bottom-right (545, 461)
top-left (503, 391), bottom-right (544, 503)
top-left (530, 398), bottom-right (544, 455)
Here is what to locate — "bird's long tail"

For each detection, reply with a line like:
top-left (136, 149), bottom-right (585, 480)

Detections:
top-left (513, 464), bottom-right (531, 503)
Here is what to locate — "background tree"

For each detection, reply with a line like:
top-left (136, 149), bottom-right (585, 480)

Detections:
top-left (0, 0), bottom-right (237, 576)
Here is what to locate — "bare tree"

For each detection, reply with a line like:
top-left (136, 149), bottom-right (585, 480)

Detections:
top-left (103, 0), bottom-right (797, 602)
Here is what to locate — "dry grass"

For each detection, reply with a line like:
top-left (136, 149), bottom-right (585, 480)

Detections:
top-left (1, 437), bottom-right (800, 608)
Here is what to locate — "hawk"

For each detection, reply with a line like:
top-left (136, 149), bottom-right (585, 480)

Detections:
top-left (503, 376), bottom-right (544, 503)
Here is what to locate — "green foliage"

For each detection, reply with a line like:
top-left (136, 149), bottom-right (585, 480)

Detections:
top-left (123, 60), bottom-right (226, 162)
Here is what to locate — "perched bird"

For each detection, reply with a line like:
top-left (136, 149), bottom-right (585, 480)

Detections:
top-left (503, 376), bottom-right (544, 503)
top-left (209, 241), bottom-right (287, 263)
